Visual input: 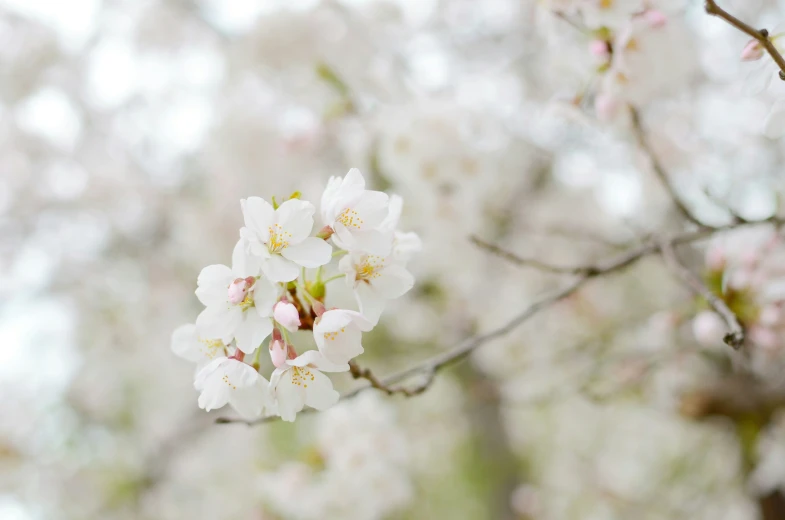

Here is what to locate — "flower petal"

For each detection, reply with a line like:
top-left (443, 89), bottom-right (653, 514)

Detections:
top-left (282, 237), bottom-right (332, 268)
top-left (373, 264), bottom-right (414, 299)
top-left (171, 323), bottom-right (202, 362)
top-left (288, 350), bottom-right (349, 372)
top-left (275, 199), bottom-right (316, 242)
top-left (196, 305), bottom-right (242, 341)
top-left (242, 197), bottom-right (274, 241)
top-left (355, 283), bottom-right (386, 326)
top-left (252, 276), bottom-right (279, 317)
top-left (353, 190), bottom-right (390, 228)
top-left (195, 264), bottom-right (233, 306)
top-left (232, 239), bottom-right (263, 278)
top-left (273, 369), bottom-right (305, 422)
top-left (261, 254), bottom-right (300, 282)
top-left (304, 370), bottom-right (340, 411)
top-left (234, 312), bottom-right (273, 354)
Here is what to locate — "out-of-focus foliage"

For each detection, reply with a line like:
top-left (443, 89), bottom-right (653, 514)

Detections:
top-left (4, 0), bottom-right (785, 519)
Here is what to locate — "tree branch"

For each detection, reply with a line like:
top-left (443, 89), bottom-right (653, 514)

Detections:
top-left (470, 235), bottom-right (601, 275)
top-left (659, 239), bottom-right (745, 349)
top-left (705, 0), bottom-right (785, 80)
top-left (629, 106), bottom-right (706, 228)
top-left (216, 218), bottom-right (783, 426)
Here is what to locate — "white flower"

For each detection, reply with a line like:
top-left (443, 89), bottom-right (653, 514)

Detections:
top-left (339, 252), bottom-right (415, 325)
top-left (194, 246), bottom-right (278, 354)
top-left (269, 350), bottom-right (348, 422)
top-left (194, 357), bottom-right (274, 419)
top-left (239, 197), bottom-right (332, 282)
top-left (313, 309), bottom-right (373, 364)
top-left (321, 168), bottom-right (392, 255)
top-left (380, 194), bottom-right (422, 265)
top-left (273, 300), bottom-right (301, 332)
top-left (170, 323), bottom-right (228, 369)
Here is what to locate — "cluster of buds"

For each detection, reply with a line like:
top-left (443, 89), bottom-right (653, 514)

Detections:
top-left (171, 169), bottom-right (420, 421)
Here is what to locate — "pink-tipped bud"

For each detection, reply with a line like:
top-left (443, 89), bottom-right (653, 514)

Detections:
top-left (269, 339), bottom-right (287, 368)
top-left (316, 225), bottom-right (334, 240)
top-left (594, 93), bottom-right (619, 122)
top-left (311, 300), bottom-right (326, 317)
top-left (274, 301), bottom-right (301, 332)
top-left (286, 343), bottom-right (298, 360)
top-left (705, 245), bottom-right (726, 272)
top-left (643, 10), bottom-right (667, 29)
top-left (692, 310), bottom-right (725, 347)
top-left (741, 40), bottom-right (764, 61)
top-left (589, 39), bottom-right (610, 58)
top-left (228, 277), bottom-right (255, 304)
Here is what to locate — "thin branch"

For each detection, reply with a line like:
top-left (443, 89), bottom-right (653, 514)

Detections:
top-left (659, 239), bottom-right (745, 349)
top-left (629, 106), bottom-right (706, 228)
top-left (347, 360), bottom-right (434, 397)
top-left (705, 0), bottom-right (785, 80)
top-left (470, 235), bottom-right (601, 275)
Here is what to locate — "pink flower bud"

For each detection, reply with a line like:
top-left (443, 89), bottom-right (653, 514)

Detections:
top-left (269, 339), bottom-right (287, 368)
top-left (594, 93), bottom-right (619, 122)
top-left (705, 245), bottom-right (726, 272)
top-left (311, 300), bottom-right (326, 317)
top-left (589, 40), bottom-right (610, 58)
top-left (741, 40), bottom-right (764, 61)
top-left (227, 277), bottom-right (255, 304)
top-left (692, 310), bottom-right (725, 347)
top-left (274, 301), bottom-right (301, 332)
top-left (643, 10), bottom-right (667, 29)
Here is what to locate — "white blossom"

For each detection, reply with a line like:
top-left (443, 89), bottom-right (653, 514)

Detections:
top-left (194, 247), bottom-right (278, 354)
top-left (170, 323), bottom-right (228, 369)
top-left (339, 253), bottom-right (414, 325)
top-left (313, 309), bottom-right (373, 364)
top-left (239, 197), bottom-right (332, 282)
top-left (269, 350), bottom-right (348, 422)
top-left (194, 357), bottom-right (274, 419)
top-left (321, 168), bottom-right (392, 255)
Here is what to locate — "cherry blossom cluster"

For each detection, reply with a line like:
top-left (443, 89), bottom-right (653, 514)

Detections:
top-left (170, 169), bottom-right (420, 422)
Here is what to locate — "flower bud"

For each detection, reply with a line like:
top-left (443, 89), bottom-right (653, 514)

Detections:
top-left (692, 310), bottom-right (725, 347)
top-left (594, 93), bottom-right (619, 122)
top-left (269, 339), bottom-right (287, 368)
top-left (274, 301), bottom-right (301, 332)
top-left (643, 10), bottom-right (667, 29)
top-left (228, 277), bottom-right (255, 304)
top-left (589, 40), bottom-right (609, 58)
top-left (741, 40), bottom-right (764, 61)
top-left (311, 300), bottom-right (326, 317)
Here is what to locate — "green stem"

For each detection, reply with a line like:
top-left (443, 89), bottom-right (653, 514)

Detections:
top-left (281, 327), bottom-right (292, 346)
top-left (332, 250), bottom-right (348, 258)
top-left (294, 281), bottom-right (317, 304)
top-left (322, 274), bottom-right (346, 284)
top-left (315, 265), bottom-right (323, 283)
top-left (251, 341), bottom-right (263, 371)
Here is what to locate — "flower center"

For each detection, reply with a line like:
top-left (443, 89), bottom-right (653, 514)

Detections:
top-left (291, 366), bottom-right (316, 388)
top-left (337, 208), bottom-right (364, 230)
top-left (268, 223), bottom-right (292, 253)
top-left (199, 338), bottom-right (225, 359)
top-left (356, 255), bottom-right (384, 282)
top-left (221, 374), bottom-right (237, 390)
top-left (323, 328), bottom-right (346, 342)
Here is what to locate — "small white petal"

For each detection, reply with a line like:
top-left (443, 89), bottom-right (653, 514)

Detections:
top-left (232, 239), bottom-right (263, 278)
top-left (196, 305), bottom-right (242, 341)
top-left (234, 312), bottom-right (273, 354)
top-left (275, 199), bottom-right (316, 242)
top-left (373, 264), bottom-right (414, 299)
top-left (288, 350), bottom-right (349, 372)
top-left (195, 264), bottom-right (233, 306)
top-left (261, 255), bottom-right (300, 282)
top-left (304, 370), bottom-right (340, 411)
top-left (242, 197), bottom-right (275, 241)
top-left (281, 237), bottom-right (332, 268)
top-left (171, 323), bottom-right (202, 362)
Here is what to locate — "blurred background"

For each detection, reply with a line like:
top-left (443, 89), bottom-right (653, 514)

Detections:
top-left (5, 0), bottom-right (785, 518)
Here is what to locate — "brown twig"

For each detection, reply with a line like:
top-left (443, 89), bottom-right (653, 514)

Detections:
top-left (629, 106), bottom-right (706, 228)
top-left (470, 235), bottom-right (601, 275)
top-left (705, 0), bottom-right (785, 80)
top-left (348, 360), bottom-right (434, 397)
top-left (659, 239), bottom-right (745, 349)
